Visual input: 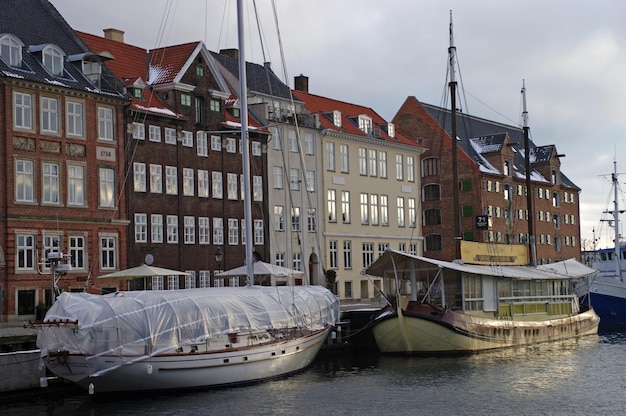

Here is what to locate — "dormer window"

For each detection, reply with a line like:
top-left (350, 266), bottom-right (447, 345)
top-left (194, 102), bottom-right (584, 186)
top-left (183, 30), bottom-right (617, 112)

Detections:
top-left (551, 169), bottom-right (558, 184)
top-left (332, 110), bottom-right (341, 127)
top-left (387, 122), bottom-right (395, 138)
top-left (504, 160), bottom-right (511, 176)
top-left (82, 59), bottom-right (102, 86)
top-left (42, 45), bottom-right (64, 76)
top-left (0, 34), bottom-right (23, 67)
top-left (358, 115), bottom-right (372, 134)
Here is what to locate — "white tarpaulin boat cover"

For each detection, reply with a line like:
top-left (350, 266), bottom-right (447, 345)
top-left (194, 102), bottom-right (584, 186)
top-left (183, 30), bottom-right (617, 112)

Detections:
top-left (37, 285), bottom-right (339, 358)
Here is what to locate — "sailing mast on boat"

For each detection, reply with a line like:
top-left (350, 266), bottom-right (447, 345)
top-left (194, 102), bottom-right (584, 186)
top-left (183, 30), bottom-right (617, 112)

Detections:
top-left (449, 11), bottom-right (461, 259)
top-left (521, 81), bottom-right (537, 266)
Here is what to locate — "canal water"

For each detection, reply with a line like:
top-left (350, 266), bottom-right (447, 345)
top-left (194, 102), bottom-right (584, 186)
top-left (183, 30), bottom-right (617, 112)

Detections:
top-left (3, 331), bottom-right (626, 416)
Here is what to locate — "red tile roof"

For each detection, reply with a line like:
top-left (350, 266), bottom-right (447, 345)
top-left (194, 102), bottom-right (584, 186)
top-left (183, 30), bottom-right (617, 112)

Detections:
top-left (149, 42), bottom-right (201, 84)
top-left (77, 31), bottom-right (184, 120)
top-left (292, 90), bottom-right (423, 148)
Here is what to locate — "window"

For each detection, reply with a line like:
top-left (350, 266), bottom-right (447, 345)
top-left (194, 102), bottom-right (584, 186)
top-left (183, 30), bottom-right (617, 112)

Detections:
top-left (198, 170), bottom-right (209, 198)
top-left (196, 131), bottom-right (208, 156)
top-left (380, 195), bottom-right (389, 226)
top-left (182, 130), bottom-right (193, 147)
top-left (183, 168), bottom-right (194, 196)
top-left (67, 164), bottom-right (85, 205)
top-left (181, 93), bottom-right (191, 106)
top-left (43, 45), bottom-right (64, 75)
top-left (552, 192), bottom-right (559, 207)
top-left (290, 168), bottom-right (300, 191)
top-left (41, 97), bottom-right (59, 133)
top-left (66, 101), bottom-right (84, 137)
top-left (210, 99), bottom-right (220, 112)
top-left (226, 137), bottom-right (236, 153)
top-left (132, 122), bottom-right (145, 140)
top-left (17, 290), bottom-right (35, 316)
top-left (360, 193), bottom-right (369, 225)
top-left (99, 167), bottom-right (115, 208)
top-left (288, 130), bottom-right (298, 152)
top-left (326, 142), bottom-right (335, 171)
top-left (149, 125), bottom-right (161, 142)
top-left (307, 208), bottom-right (316, 232)
top-left (151, 214), bottom-right (163, 243)
top-left (396, 154), bottom-right (404, 180)
top-left (226, 173), bottom-right (237, 200)
top-left (197, 217), bottom-right (210, 244)
top-left (253, 176), bottom-right (263, 201)
top-left (196, 64), bottom-right (204, 77)
top-left (358, 115), bottom-right (372, 134)
top-left (379, 151), bottom-right (387, 178)
top-left (328, 189), bottom-right (337, 222)
top-left (211, 135), bottom-right (222, 151)
top-left (271, 127), bottom-right (282, 150)
top-left (254, 219), bottom-right (264, 245)
top-left (184, 216), bottom-right (195, 244)
top-left (370, 194), bottom-right (379, 225)
top-left (149, 164), bottom-right (162, 194)
top-left (293, 252), bottom-right (302, 271)
top-left (408, 198), bottom-right (416, 227)
top-left (344, 281), bottom-right (353, 298)
top-left (98, 107), bottom-right (114, 140)
top-left (0, 34), bottom-right (23, 67)
top-left (407, 156), bottom-right (415, 182)
top-left (362, 243), bottom-right (374, 268)
top-left (252, 141), bottom-right (262, 156)
top-left (340, 144), bottom-right (349, 173)
top-left (165, 127), bottom-right (177, 144)
top-left (185, 271), bottom-right (197, 289)
top-left (42, 162), bottom-right (60, 204)
top-left (504, 185), bottom-right (511, 201)
top-left (306, 170), bottom-right (315, 193)
top-left (152, 276), bottom-right (164, 290)
top-left (212, 172), bottom-right (223, 198)
top-left (274, 206), bottom-right (285, 231)
top-left (195, 96), bottom-right (204, 123)
top-left (199, 271), bottom-right (210, 288)
top-left (167, 275), bottom-right (179, 290)
top-left (167, 215), bottom-right (179, 243)
top-left (397, 197), bottom-right (405, 227)
top-left (424, 234), bottom-right (443, 251)
top-left (341, 191), bottom-right (350, 223)
top-left (329, 240), bottom-right (338, 269)
top-left (228, 218), bottom-right (239, 245)
top-left (166, 166), bottom-right (178, 195)
top-left (343, 240), bottom-right (352, 269)
top-left (333, 110), bottom-right (342, 127)
top-left (275, 252), bottom-right (285, 267)
top-left (100, 235), bottom-right (117, 270)
top-left (504, 160), bottom-right (511, 176)
top-left (291, 207), bottom-right (301, 232)
top-left (274, 166), bottom-right (284, 189)
top-left (133, 162), bottom-right (146, 192)
top-left (422, 157), bottom-right (439, 177)
top-left (423, 184), bottom-right (441, 201)
top-left (213, 218), bottom-right (224, 245)
top-left (14, 92), bottom-right (33, 129)
top-left (16, 234), bottom-right (35, 270)
top-left (358, 147), bottom-right (367, 175)
top-left (135, 213), bottom-right (148, 242)
top-left (369, 149), bottom-right (377, 176)
top-left (304, 133), bottom-right (314, 155)
top-left (424, 209), bottom-right (442, 225)
top-left (42, 234), bottom-right (61, 271)
top-left (69, 236), bottom-right (86, 270)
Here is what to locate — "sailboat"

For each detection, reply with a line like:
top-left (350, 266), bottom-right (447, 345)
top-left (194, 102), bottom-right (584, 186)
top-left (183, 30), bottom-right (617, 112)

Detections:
top-left (365, 13), bottom-right (599, 354)
top-left (36, 1), bottom-right (338, 393)
top-left (575, 160), bottom-right (626, 328)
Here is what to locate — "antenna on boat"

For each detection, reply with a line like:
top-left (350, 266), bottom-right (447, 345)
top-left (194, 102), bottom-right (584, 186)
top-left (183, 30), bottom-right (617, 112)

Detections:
top-left (237, 0), bottom-right (255, 285)
top-left (521, 80), bottom-right (537, 266)
top-left (449, 10), bottom-right (461, 259)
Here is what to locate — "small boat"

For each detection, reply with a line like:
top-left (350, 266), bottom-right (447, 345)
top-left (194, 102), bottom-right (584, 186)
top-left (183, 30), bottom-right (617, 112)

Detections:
top-left (37, 286), bottom-right (338, 392)
top-left (366, 249), bottom-right (599, 354)
top-left (575, 160), bottom-right (626, 328)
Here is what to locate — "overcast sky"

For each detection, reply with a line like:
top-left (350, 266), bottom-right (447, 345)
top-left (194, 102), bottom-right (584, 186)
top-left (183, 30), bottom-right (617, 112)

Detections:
top-left (52, 0), bottom-right (626, 250)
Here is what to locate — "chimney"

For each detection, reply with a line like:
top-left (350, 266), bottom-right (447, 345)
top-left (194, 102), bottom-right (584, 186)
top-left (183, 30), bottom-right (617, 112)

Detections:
top-left (220, 49), bottom-right (239, 59)
top-left (103, 28), bottom-right (125, 43)
top-left (294, 74), bottom-right (309, 93)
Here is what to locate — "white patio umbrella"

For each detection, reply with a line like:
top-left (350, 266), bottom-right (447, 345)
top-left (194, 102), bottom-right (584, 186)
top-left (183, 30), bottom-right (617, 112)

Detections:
top-left (216, 261), bottom-right (304, 278)
top-left (98, 264), bottom-right (192, 281)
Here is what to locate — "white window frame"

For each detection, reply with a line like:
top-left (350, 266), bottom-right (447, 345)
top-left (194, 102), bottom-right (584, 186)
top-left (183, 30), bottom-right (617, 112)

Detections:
top-left (212, 172), bottom-right (223, 199)
top-left (197, 131), bottom-right (208, 156)
top-left (183, 168), bottom-right (194, 196)
top-left (167, 215), bottom-right (179, 244)
top-left (66, 100), bottom-right (84, 137)
top-left (133, 162), bottom-right (146, 192)
top-left (198, 170), bottom-right (209, 198)
top-left (149, 125), bottom-right (162, 142)
top-left (41, 96), bottom-right (59, 134)
top-left (100, 234), bottom-right (117, 270)
top-left (199, 217), bottom-right (210, 244)
top-left (166, 166), bottom-right (177, 195)
top-left (150, 164), bottom-right (162, 194)
top-left (99, 167), bottom-right (115, 208)
top-left (132, 122), bottom-right (145, 140)
top-left (67, 163), bottom-right (85, 206)
top-left (42, 162), bottom-right (60, 204)
top-left (182, 130), bottom-right (193, 147)
top-left (14, 91), bottom-right (33, 130)
top-left (151, 214), bottom-right (163, 243)
top-left (213, 218), bottom-right (224, 245)
top-left (184, 216), bottom-right (195, 244)
top-left (227, 173), bottom-right (238, 200)
top-left (165, 127), bottom-right (177, 144)
top-left (134, 213), bottom-right (148, 243)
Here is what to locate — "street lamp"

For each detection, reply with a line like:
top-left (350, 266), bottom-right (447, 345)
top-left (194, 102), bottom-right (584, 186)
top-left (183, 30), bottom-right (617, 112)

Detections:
top-left (215, 246), bottom-right (223, 271)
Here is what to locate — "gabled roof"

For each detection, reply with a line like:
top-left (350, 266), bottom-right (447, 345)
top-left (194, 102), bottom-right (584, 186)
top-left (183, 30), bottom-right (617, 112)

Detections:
top-left (420, 102), bottom-right (578, 190)
top-left (0, 0), bottom-right (125, 98)
top-left (294, 90), bottom-right (424, 149)
top-left (78, 30), bottom-right (184, 120)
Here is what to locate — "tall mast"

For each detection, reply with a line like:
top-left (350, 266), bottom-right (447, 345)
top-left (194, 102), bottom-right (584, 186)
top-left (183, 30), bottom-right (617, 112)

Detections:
top-left (611, 160), bottom-right (622, 280)
top-left (522, 80), bottom-right (536, 266)
top-left (449, 11), bottom-right (461, 258)
top-left (237, 0), bottom-right (254, 285)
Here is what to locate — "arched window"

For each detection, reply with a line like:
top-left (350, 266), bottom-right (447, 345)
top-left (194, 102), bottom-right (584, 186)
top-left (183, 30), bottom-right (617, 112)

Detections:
top-left (423, 183), bottom-right (441, 201)
top-left (503, 160), bottom-right (511, 176)
top-left (424, 208), bottom-right (442, 226)
top-left (424, 234), bottom-right (443, 251)
top-left (421, 157), bottom-right (439, 177)
top-left (551, 170), bottom-right (558, 184)
top-left (42, 45), bottom-right (64, 76)
top-left (0, 34), bottom-right (23, 67)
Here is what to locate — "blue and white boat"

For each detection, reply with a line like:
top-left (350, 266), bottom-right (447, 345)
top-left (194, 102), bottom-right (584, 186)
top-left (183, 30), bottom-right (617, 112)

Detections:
top-left (576, 161), bottom-right (626, 328)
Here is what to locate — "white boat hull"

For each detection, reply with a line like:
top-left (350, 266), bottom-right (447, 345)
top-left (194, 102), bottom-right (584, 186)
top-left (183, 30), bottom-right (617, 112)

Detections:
top-left (372, 303), bottom-right (599, 354)
top-left (44, 327), bottom-right (330, 393)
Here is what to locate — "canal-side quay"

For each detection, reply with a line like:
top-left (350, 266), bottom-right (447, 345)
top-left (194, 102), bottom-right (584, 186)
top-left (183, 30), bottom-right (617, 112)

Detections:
top-left (0, 300), bottom-right (381, 394)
